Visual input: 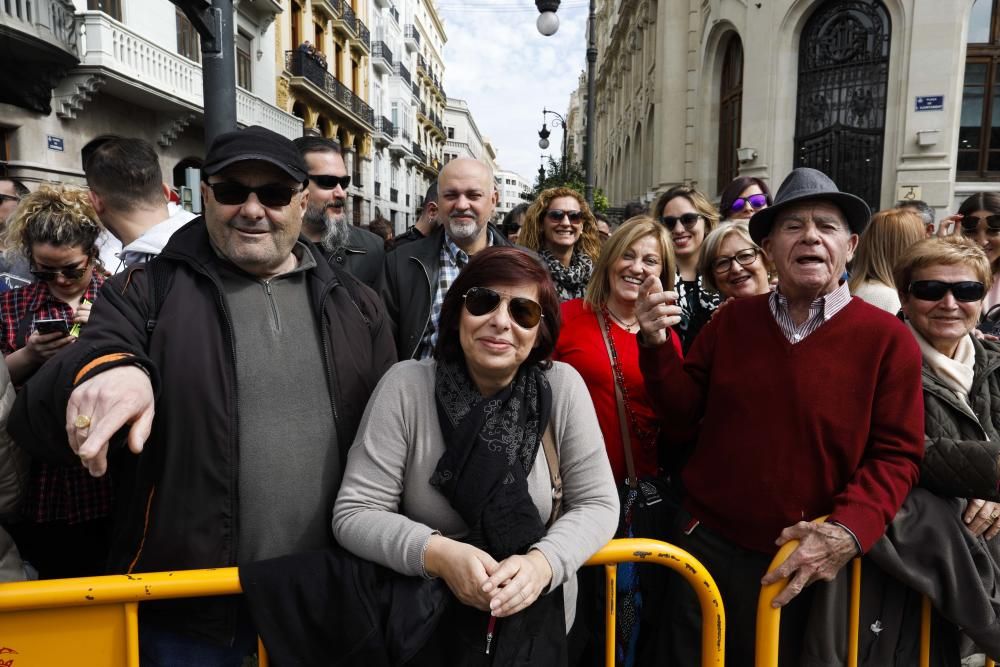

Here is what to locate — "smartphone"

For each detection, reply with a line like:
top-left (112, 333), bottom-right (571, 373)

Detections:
top-left (35, 318), bottom-right (70, 336)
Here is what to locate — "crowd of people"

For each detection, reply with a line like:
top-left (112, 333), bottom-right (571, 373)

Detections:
top-left (0, 124), bottom-right (999, 667)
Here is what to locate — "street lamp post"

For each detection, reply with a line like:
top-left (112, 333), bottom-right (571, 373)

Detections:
top-left (537, 108), bottom-right (568, 176)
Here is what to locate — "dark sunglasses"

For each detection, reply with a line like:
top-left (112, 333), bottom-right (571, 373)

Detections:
top-left (712, 247), bottom-right (760, 274)
top-left (0, 194), bottom-right (20, 204)
top-left (30, 260), bottom-right (90, 282)
top-left (545, 209), bottom-right (584, 223)
top-left (730, 194), bottom-right (768, 213)
top-left (659, 212), bottom-right (702, 229)
top-left (960, 214), bottom-right (1000, 232)
top-left (309, 174), bottom-right (351, 190)
top-left (463, 286), bottom-right (543, 329)
top-left (206, 181), bottom-right (303, 207)
top-left (909, 280), bottom-right (986, 303)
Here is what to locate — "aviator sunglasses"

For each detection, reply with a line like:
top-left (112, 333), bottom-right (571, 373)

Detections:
top-left (309, 174), bottom-right (351, 190)
top-left (30, 260), bottom-right (90, 282)
top-left (659, 212), bottom-right (702, 229)
top-left (545, 209), bottom-right (584, 223)
top-left (730, 194), bottom-right (768, 213)
top-left (463, 287), bottom-right (544, 329)
top-left (206, 181), bottom-right (303, 207)
top-left (960, 214), bottom-right (1000, 233)
top-left (908, 280), bottom-right (986, 303)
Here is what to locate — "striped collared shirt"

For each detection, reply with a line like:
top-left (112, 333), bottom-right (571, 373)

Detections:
top-left (768, 281), bottom-right (853, 344)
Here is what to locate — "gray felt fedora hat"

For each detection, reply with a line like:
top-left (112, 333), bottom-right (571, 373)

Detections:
top-left (748, 168), bottom-right (871, 245)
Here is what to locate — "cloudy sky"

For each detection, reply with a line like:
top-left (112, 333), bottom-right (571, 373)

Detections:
top-left (436, 0), bottom-right (589, 183)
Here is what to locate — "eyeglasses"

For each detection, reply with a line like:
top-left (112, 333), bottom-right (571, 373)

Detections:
top-left (712, 247), bottom-right (760, 274)
top-left (908, 280), bottom-right (986, 303)
top-left (659, 213), bottom-right (702, 229)
top-left (730, 194), bottom-right (768, 213)
top-left (309, 174), bottom-right (351, 190)
top-left (960, 214), bottom-right (1000, 234)
top-left (206, 181), bottom-right (303, 207)
top-left (0, 194), bottom-right (20, 204)
top-left (463, 286), bottom-right (544, 329)
top-left (545, 209), bottom-right (584, 223)
top-left (30, 260), bottom-right (90, 282)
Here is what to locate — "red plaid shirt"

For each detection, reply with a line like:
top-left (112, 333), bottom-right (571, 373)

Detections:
top-left (0, 274), bottom-right (113, 524)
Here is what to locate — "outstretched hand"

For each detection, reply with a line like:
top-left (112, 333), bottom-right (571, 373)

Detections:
top-left (635, 274), bottom-right (682, 347)
top-left (67, 365), bottom-right (155, 477)
top-left (759, 521), bottom-right (857, 608)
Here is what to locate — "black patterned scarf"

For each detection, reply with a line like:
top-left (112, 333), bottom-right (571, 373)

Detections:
top-left (431, 359), bottom-right (553, 560)
top-left (540, 248), bottom-right (593, 302)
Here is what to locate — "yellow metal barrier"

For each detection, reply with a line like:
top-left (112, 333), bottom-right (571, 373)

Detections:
top-left (0, 567), bottom-right (268, 667)
top-left (584, 537), bottom-right (726, 667)
top-left (757, 524), bottom-right (997, 667)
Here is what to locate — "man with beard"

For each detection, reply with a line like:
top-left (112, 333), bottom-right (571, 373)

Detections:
top-left (394, 182), bottom-right (439, 247)
top-left (381, 157), bottom-right (511, 360)
top-left (293, 137), bottom-right (384, 289)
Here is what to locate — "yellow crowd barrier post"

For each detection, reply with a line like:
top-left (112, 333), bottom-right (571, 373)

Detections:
top-left (584, 537), bottom-right (726, 667)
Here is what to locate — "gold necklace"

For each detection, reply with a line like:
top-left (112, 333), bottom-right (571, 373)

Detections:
top-left (606, 305), bottom-right (638, 330)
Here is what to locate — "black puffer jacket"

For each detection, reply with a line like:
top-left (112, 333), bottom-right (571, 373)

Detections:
top-left (9, 219), bottom-right (396, 642)
top-left (920, 335), bottom-right (1000, 500)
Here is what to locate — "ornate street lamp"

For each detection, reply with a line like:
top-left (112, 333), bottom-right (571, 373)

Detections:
top-left (537, 108), bottom-right (567, 173)
top-left (534, 0), bottom-right (560, 36)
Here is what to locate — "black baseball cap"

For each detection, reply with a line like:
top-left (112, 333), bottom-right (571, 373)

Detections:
top-left (202, 126), bottom-right (308, 183)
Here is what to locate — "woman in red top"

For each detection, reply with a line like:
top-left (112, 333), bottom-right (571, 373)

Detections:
top-left (0, 185), bottom-right (109, 580)
top-left (554, 216), bottom-right (681, 667)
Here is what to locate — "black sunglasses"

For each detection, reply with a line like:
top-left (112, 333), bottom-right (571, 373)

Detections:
top-left (206, 181), bottom-right (303, 207)
top-left (712, 248), bottom-right (760, 274)
top-left (0, 194), bottom-right (20, 204)
top-left (909, 280), bottom-right (986, 303)
top-left (463, 287), bottom-right (543, 329)
top-left (30, 260), bottom-right (90, 282)
top-left (545, 209), bottom-right (584, 223)
top-left (960, 214), bottom-right (1000, 233)
top-left (309, 174), bottom-right (351, 190)
top-left (659, 212), bottom-right (702, 229)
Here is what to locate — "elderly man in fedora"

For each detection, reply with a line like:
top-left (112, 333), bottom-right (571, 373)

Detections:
top-left (635, 167), bottom-right (925, 665)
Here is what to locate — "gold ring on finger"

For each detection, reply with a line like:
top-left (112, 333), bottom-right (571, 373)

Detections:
top-left (991, 510), bottom-right (999, 520)
top-left (74, 414), bottom-right (92, 430)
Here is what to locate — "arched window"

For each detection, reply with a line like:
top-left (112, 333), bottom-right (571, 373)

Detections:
top-left (717, 36), bottom-right (744, 193)
top-left (794, 0), bottom-right (891, 210)
top-left (958, 0), bottom-right (1000, 178)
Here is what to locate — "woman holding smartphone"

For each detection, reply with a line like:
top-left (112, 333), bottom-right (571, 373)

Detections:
top-left (0, 184), bottom-right (108, 580)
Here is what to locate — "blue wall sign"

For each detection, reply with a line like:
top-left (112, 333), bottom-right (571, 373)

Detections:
top-left (47, 136), bottom-right (64, 151)
top-left (915, 96), bottom-right (944, 112)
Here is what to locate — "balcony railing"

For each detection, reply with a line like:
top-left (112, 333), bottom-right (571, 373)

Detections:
top-left (356, 18), bottom-right (370, 48)
top-left (3, 0), bottom-right (76, 52)
top-left (285, 49), bottom-right (374, 128)
top-left (403, 24), bottom-right (420, 48)
top-left (314, 0), bottom-right (342, 17)
top-left (390, 188), bottom-right (399, 203)
top-left (393, 62), bottom-right (410, 86)
top-left (372, 41), bottom-right (392, 71)
top-left (412, 81), bottom-right (419, 98)
top-left (375, 115), bottom-right (395, 136)
top-left (342, 2), bottom-right (356, 33)
top-left (412, 142), bottom-right (426, 163)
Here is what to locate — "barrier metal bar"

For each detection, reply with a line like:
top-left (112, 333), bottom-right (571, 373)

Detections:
top-left (919, 595), bottom-right (996, 667)
top-left (585, 537), bottom-right (726, 667)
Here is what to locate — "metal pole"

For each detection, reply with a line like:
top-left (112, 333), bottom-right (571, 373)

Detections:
top-left (584, 0), bottom-right (597, 208)
top-left (201, 0), bottom-right (237, 147)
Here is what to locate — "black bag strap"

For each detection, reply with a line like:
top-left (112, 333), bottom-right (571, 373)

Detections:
top-left (145, 258), bottom-right (174, 334)
top-left (596, 309), bottom-right (638, 489)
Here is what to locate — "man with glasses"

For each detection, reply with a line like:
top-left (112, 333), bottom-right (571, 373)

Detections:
top-left (83, 136), bottom-right (196, 271)
top-left (636, 167), bottom-right (925, 665)
top-left (11, 125), bottom-right (396, 665)
top-left (293, 136), bottom-right (384, 289)
top-left (381, 157), bottom-right (511, 360)
top-left (0, 178), bottom-right (32, 290)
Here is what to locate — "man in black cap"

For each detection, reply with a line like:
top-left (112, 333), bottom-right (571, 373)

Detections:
top-left (292, 136), bottom-right (384, 289)
top-left (635, 167), bottom-right (925, 665)
top-left (394, 181), bottom-right (439, 247)
top-left (11, 125), bottom-right (396, 664)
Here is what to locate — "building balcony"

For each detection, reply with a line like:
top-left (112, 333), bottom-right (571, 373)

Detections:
top-left (312, 0), bottom-right (342, 20)
top-left (403, 25), bottom-right (420, 52)
top-left (354, 18), bottom-right (370, 53)
top-left (373, 115), bottom-right (394, 147)
top-left (60, 11), bottom-right (301, 138)
top-left (416, 54), bottom-right (428, 80)
top-left (389, 126), bottom-right (409, 157)
top-left (412, 142), bottom-right (426, 163)
top-left (0, 0), bottom-right (79, 114)
top-left (411, 81), bottom-right (420, 99)
top-left (284, 49), bottom-right (374, 132)
top-left (372, 41), bottom-right (392, 76)
top-left (390, 188), bottom-right (398, 203)
top-left (332, 2), bottom-right (356, 37)
top-left (393, 62), bottom-right (411, 86)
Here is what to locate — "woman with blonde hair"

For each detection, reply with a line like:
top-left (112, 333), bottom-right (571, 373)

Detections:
top-left (0, 185), bottom-right (110, 581)
top-left (848, 207), bottom-right (926, 314)
top-left (520, 187), bottom-right (602, 301)
top-left (650, 185), bottom-right (722, 351)
top-left (697, 222), bottom-right (771, 300)
top-left (554, 216), bottom-right (681, 665)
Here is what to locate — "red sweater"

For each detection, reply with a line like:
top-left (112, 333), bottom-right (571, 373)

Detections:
top-left (639, 294), bottom-right (924, 554)
top-left (554, 299), bottom-right (683, 482)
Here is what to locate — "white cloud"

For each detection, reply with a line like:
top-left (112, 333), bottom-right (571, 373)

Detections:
top-left (438, 1), bottom-right (589, 184)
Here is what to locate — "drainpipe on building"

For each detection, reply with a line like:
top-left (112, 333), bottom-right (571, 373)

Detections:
top-left (584, 0), bottom-right (596, 209)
